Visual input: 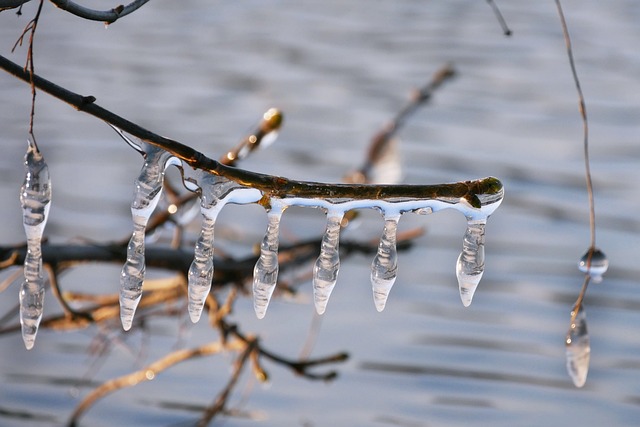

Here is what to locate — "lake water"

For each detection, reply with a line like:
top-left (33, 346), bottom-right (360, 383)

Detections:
top-left (1, 1), bottom-right (639, 426)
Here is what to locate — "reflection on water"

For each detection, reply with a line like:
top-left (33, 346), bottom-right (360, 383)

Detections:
top-left (1, 0), bottom-right (640, 426)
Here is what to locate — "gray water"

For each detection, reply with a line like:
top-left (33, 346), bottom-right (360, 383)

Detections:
top-left (1, 1), bottom-right (640, 426)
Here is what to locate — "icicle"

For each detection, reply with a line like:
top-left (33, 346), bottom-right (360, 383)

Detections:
top-left (371, 214), bottom-right (400, 312)
top-left (120, 144), bottom-right (176, 331)
top-left (187, 213), bottom-right (217, 323)
top-left (566, 306), bottom-right (590, 387)
top-left (313, 211), bottom-right (344, 315)
top-left (185, 170), bottom-right (263, 323)
top-left (19, 138), bottom-right (52, 350)
top-left (456, 218), bottom-right (486, 307)
top-left (253, 201), bottom-right (284, 319)
top-left (578, 248), bottom-right (608, 284)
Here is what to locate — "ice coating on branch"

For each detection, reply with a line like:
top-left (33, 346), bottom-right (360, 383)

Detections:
top-left (371, 215), bottom-right (400, 312)
top-left (186, 170), bottom-right (263, 323)
top-left (120, 143), bottom-right (178, 331)
top-left (456, 218), bottom-right (486, 307)
top-left (578, 248), bottom-right (608, 284)
top-left (19, 138), bottom-right (52, 350)
top-left (566, 306), bottom-right (590, 387)
top-left (313, 211), bottom-right (344, 315)
top-left (253, 202), bottom-right (284, 319)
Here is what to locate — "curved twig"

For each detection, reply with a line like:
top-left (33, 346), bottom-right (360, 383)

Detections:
top-left (48, 0), bottom-right (150, 23)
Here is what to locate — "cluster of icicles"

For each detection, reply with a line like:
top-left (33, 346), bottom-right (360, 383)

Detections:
top-left (118, 137), bottom-right (503, 330)
top-left (16, 131), bottom-right (504, 350)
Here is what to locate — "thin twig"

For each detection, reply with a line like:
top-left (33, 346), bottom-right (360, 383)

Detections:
top-left (10, 0), bottom-right (44, 137)
top-left (554, 0), bottom-right (596, 251)
top-left (486, 0), bottom-right (512, 36)
top-left (197, 338), bottom-right (256, 426)
top-left (221, 108), bottom-right (283, 166)
top-left (346, 64), bottom-right (456, 184)
top-left (67, 339), bottom-right (245, 426)
top-left (555, 1), bottom-right (599, 331)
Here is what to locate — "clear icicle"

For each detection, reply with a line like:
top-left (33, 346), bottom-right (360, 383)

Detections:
top-left (183, 167), bottom-right (262, 323)
top-left (253, 204), bottom-right (284, 319)
top-left (187, 214), bottom-right (217, 323)
top-left (371, 215), bottom-right (400, 312)
top-left (313, 211), bottom-right (344, 315)
top-left (456, 218), bottom-right (486, 307)
top-left (578, 247), bottom-right (609, 284)
top-left (120, 145), bottom-right (175, 331)
top-left (566, 306), bottom-right (590, 387)
top-left (19, 138), bottom-right (52, 350)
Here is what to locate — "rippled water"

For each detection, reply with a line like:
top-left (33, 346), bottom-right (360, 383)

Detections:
top-left (1, 1), bottom-right (640, 426)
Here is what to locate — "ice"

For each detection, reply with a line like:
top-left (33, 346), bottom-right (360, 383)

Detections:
top-left (253, 201), bottom-right (284, 319)
top-left (120, 144), bottom-right (177, 331)
top-left (19, 138), bottom-right (52, 350)
top-left (566, 306), bottom-right (590, 387)
top-left (313, 211), bottom-right (344, 315)
top-left (578, 247), bottom-right (608, 284)
top-left (187, 214), bottom-right (217, 323)
top-left (456, 218), bottom-right (486, 307)
top-left (371, 215), bottom-right (400, 312)
top-left (185, 170), bottom-right (263, 322)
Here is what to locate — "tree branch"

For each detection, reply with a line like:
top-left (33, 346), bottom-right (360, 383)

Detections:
top-left (0, 53), bottom-right (503, 209)
top-left (1, 0), bottom-right (151, 22)
top-left (48, 0), bottom-right (150, 24)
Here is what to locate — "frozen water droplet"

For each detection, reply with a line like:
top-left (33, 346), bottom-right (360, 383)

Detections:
top-left (19, 138), bottom-right (51, 349)
top-left (253, 204), bottom-right (284, 319)
top-left (578, 248), bottom-right (608, 284)
top-left (371, 215), bottom-right (399, 312)
top-left (187, 215), bottom-right (217, 323)
top-left (120, 145), bottom-right (175, 330)
top-left (566, 306), bottom-right (590, 387)
top-left (456, 219), bottom-right (486, 307)
top-left (313, 212), bottom-right (344, 315)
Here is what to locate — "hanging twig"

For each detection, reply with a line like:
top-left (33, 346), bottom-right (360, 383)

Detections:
top-left (485, 0), bottom-right (512, 36)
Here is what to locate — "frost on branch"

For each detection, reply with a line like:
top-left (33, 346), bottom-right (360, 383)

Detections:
top-left (19, 137), bottom-right (52, 350)
top-left (116, 131), bottom-right (504, 328)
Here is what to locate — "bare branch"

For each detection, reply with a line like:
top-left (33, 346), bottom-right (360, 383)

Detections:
top-left (48, 0), bottom-right (150, 24)
top-left (346, 64), bottom-right (456, 184)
